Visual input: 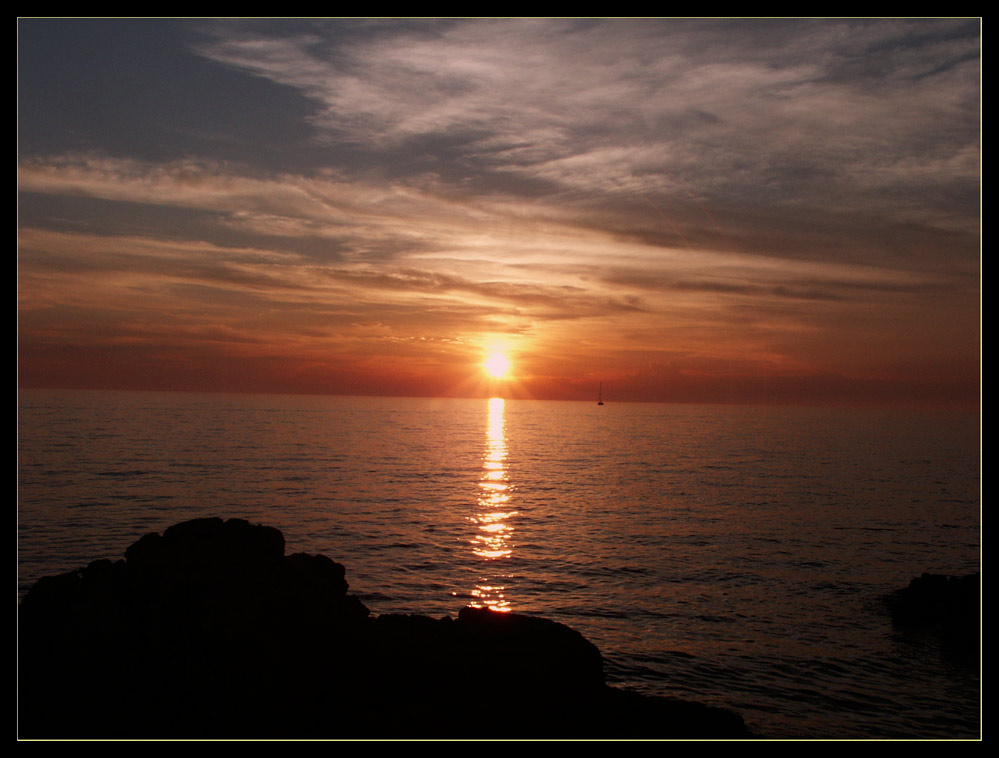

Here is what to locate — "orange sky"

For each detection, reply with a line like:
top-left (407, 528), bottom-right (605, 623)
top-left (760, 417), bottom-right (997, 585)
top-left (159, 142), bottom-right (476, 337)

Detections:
top-left (18, 20), bottom-right (980, 406)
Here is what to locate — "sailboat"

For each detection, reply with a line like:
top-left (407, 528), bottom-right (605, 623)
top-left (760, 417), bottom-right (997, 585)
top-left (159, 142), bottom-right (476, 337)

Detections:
top-left (597, 382), bottom-right (604, 406)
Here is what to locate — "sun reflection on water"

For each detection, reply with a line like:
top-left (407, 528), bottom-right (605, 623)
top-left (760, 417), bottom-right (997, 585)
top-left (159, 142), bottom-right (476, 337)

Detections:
top-left (469, 397), bottom-right (516, 612)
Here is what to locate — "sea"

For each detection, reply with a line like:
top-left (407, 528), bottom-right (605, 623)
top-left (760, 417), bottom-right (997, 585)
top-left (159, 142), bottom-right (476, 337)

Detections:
top-left (17, 389), bottom-right (981, 739)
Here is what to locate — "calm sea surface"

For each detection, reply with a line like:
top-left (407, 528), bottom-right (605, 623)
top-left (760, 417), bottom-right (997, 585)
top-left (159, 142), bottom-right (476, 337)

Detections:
top-left (17, 389), bottom-right (980, 739)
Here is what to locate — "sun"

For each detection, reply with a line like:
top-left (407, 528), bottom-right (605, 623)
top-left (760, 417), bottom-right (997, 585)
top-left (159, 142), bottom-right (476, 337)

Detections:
top-left (483, 351), bottom-right (511, 379)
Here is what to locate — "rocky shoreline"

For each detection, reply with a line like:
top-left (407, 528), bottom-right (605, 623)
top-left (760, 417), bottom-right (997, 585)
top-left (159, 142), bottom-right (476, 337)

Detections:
top-left (18, 518), bottom-right (752, 739)
top-left (885, 571), bottom-right (980, 666)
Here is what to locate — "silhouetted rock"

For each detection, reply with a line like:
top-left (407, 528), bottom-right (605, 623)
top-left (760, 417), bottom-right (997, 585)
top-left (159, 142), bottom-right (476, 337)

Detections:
top-left (886, 572), bottom-right (980, 663)
top-left (18, 518), bottom-right (752, 739)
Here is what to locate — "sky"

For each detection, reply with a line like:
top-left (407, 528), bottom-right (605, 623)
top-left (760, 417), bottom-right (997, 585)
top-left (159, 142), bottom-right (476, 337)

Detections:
top-left (17, 18), bottom-right (981, 405)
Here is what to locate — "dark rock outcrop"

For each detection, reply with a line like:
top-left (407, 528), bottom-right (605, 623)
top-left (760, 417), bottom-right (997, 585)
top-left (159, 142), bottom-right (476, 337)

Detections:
top-left (886, 572), bottom-right (980, 664)
top-left (18, 518), bottom-right (751, 739)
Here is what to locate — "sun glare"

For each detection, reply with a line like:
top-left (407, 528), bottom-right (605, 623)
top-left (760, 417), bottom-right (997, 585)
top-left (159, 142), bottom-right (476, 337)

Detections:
top-left (483, 351), bottom-right (511, 379)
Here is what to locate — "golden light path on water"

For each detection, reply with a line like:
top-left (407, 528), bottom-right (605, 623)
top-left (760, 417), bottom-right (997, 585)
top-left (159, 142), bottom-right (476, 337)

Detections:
top-left (469, 397), bottom-right (517, 611)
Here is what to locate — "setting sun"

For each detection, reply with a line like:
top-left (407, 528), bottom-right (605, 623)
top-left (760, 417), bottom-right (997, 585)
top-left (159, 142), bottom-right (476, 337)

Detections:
top-left (483, 351), bottom-right (511, 379)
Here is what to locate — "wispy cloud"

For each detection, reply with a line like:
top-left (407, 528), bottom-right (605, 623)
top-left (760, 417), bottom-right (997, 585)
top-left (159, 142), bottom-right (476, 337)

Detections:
top-left (17, 19), bottom-right (980, 403)
top-left (196, 19), bottom-right (979, 233)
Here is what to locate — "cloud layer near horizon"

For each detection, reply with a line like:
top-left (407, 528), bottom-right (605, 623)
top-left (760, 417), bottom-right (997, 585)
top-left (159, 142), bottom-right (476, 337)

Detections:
top-left (18, 19), bottom-right (980, 404)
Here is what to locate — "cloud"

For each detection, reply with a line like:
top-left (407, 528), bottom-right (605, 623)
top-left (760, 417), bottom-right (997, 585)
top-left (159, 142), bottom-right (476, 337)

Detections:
top-left (17, 19), bottom-right (980, 403)
top-left (194, 19), bottom-right (979, 236)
